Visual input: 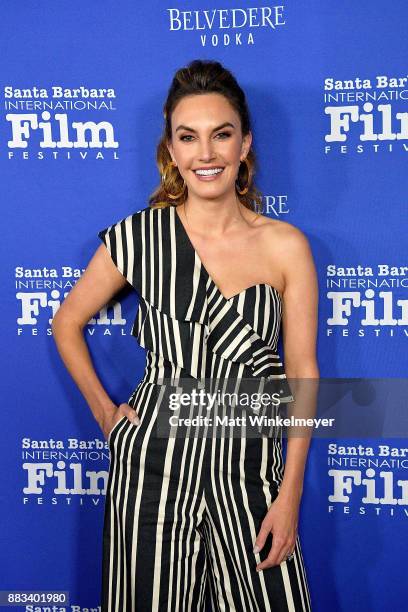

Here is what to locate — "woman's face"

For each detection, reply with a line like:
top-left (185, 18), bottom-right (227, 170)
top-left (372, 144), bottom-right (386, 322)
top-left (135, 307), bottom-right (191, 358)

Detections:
top-left (167, 93), bottom-right (252, 201)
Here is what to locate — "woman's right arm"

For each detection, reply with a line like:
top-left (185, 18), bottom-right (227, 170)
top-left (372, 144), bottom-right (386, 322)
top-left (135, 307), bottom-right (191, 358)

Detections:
top-left (51, 243), bottom-right (138, 439)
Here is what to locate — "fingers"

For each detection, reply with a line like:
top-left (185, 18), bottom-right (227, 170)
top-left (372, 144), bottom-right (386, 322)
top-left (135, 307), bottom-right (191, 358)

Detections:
top-left (253, 522), bottom-right (270, 555)
top-left (119, 402), bottom-right (140, 426)
top-left (255, 533), bottom-right (297, 571)
top-left (130, 410), bottom-right (140, 426)
top-left (104, 403), bottom-right (141, 441)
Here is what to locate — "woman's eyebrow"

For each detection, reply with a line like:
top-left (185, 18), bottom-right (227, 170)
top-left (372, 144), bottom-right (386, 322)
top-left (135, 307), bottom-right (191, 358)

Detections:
top-left (175, 121), bottom-right (235, 133)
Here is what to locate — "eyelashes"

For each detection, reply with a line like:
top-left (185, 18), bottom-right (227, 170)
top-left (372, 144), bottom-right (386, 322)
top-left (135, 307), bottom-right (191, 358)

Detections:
top-left (179, 132), bottom-right (232, 142)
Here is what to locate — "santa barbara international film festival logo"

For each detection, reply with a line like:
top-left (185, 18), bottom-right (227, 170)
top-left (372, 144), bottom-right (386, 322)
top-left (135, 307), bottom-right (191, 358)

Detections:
top-left (15, 266), bottom-right (129, 336)
top-left (325, 263), bottom-right (408, 338)
top-left (327, 443), bottom-right (408, 519)
top-left (4, 85), bottom-right (119, 161)
top-left (323, 74), bottom-right (408, 155)
top-left (22, 435), bottom-right (111, 507)
top-left (166, 4), bottom-right (287, 47)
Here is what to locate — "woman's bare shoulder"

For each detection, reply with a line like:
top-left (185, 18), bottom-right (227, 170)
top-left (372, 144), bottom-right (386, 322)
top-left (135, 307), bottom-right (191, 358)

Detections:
top-left (252, 212), bottom-right (310, 253)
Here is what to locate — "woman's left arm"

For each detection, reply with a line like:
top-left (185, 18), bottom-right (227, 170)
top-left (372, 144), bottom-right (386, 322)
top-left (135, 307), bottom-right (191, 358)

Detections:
top-left (254, 224), bottom-right (319, 570)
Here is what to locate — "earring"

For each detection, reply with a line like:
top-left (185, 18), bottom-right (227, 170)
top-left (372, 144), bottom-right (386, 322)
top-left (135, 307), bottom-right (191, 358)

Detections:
top-left (235, 157), bottom-right (252, 195)
top-left (161, 160), bottom-right (187, 200)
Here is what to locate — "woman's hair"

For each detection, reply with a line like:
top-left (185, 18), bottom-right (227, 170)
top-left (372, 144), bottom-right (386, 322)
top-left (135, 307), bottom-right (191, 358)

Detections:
top-left (149, 59), bottom-right (263, 213)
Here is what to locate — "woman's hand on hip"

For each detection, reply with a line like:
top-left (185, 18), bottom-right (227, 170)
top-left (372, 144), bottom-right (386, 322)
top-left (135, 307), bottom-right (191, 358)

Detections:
top-left (102, 402), bottom-right (140, 441)
top-left (253, 491), bottom-right (300, 570)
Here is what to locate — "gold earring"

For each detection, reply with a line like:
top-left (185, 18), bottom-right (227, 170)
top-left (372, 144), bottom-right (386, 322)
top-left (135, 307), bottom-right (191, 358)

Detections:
top-left (235, 157), bottom-right (252, 195)
top-left (161, 160), bottom-right (187, 200)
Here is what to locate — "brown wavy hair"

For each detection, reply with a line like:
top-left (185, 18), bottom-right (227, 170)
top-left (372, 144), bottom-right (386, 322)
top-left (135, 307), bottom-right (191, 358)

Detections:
top-left (148, 59), bottom-right (263, 213)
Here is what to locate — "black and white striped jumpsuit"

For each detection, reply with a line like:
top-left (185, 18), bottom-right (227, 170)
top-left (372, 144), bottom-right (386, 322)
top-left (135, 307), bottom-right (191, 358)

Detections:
top-left (97, 204), bottom-right (312, 612)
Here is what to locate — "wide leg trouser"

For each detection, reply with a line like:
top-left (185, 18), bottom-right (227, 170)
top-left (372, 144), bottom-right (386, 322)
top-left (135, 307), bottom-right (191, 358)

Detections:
top-left (101, 382), bottom-right (312, 611)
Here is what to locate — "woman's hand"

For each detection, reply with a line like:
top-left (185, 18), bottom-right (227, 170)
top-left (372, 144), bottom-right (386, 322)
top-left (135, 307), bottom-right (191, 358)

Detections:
top-left (253, 490), bottom-right (300, 570)
top-left (102, 402), bottom-right (140, 441)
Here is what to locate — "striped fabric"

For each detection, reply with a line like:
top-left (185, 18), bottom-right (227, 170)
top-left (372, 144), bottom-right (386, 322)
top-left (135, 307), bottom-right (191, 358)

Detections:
top-left (97, 205), bottom-right (312, 611)
top-left (98, 205), bottom-right (294, 400)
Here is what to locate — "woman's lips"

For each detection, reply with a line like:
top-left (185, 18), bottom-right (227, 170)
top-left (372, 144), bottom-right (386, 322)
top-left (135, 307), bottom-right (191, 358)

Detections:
top-left (192, 168), bottom-right (225, 181)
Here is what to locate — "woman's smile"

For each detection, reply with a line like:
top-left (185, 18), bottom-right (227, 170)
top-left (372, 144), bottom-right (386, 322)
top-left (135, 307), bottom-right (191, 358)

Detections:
top-left (192, 167), bottom-right (225, 181)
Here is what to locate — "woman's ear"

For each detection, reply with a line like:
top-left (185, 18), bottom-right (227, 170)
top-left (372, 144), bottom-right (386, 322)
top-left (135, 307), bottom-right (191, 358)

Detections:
top-left (242, 130), bottom-right (252, 158)
top-left (166, 139), bottom-right (175, 163)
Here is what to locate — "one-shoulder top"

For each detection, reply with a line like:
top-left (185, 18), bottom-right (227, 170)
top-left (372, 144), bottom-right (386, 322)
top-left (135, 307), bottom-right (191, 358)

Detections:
top-left (98, 204), bottom-right (294, 403)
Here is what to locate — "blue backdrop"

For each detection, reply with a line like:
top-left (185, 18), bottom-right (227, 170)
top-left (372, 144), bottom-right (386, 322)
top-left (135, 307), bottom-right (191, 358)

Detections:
top-left (1, 1), bottom-right (407, 610)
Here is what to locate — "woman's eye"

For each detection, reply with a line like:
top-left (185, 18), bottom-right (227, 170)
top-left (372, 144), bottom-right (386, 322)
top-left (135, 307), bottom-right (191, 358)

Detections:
top-left (180, 132), bottom-right (231, 142)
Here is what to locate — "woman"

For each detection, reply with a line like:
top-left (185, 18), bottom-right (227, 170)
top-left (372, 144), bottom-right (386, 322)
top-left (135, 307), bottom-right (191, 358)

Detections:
top-left (52, 59), bottom-right (318, 611)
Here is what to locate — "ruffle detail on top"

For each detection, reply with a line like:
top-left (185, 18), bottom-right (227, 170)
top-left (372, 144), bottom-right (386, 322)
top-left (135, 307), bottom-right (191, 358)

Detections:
top-left (98, 205), bottom-right (294, 403)
top-left (131, 283), bottom-right (294, 402)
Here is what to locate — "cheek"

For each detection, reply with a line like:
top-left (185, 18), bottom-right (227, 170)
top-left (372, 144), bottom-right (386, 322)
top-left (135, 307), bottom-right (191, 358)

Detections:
top-left (222, 141), bottom-right (242, 161)
top-left (176, 151), bottom-right (194, 169)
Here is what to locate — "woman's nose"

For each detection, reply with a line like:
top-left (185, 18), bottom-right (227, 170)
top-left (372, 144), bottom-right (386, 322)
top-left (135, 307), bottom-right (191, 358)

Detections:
top-left (197, 139), bottom-right (216, 161)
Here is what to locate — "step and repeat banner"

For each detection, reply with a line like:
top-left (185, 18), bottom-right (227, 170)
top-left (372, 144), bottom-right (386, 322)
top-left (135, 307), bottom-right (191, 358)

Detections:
top-left (1, 2), bottom-right (407, 611)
